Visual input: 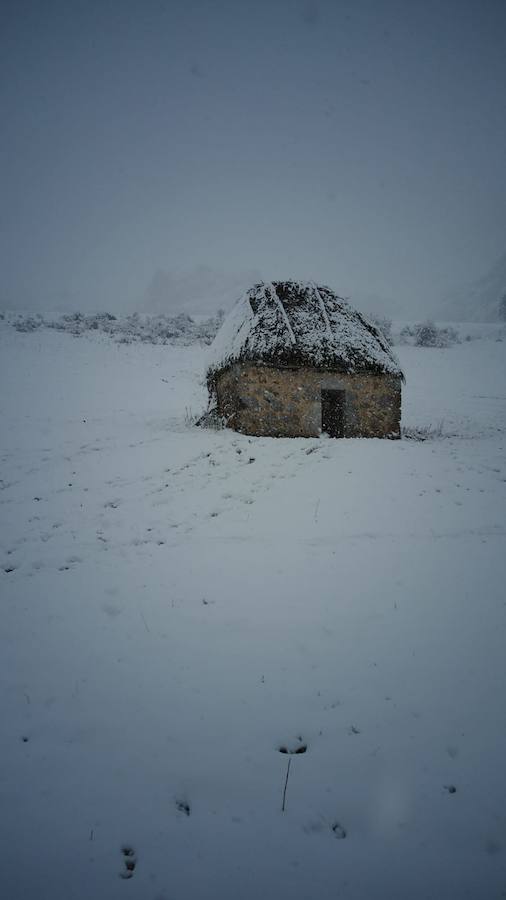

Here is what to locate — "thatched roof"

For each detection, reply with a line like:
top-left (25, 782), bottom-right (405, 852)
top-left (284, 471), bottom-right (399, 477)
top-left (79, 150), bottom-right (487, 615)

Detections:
top-left (207, 281), bottom-right (403, 382)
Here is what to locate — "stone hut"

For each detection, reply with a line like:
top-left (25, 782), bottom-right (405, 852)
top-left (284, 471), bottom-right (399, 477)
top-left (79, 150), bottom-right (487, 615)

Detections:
top-left (206, 281), bottom-right (403, 438)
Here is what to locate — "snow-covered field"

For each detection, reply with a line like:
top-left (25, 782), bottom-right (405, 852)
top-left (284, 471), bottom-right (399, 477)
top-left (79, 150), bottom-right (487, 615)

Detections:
top-left (1, 323), bottom-right (505, 899)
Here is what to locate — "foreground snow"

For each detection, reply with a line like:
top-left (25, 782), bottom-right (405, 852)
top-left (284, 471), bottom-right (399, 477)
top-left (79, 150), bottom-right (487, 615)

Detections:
top-left (1, 325), bottom-right (505, 899)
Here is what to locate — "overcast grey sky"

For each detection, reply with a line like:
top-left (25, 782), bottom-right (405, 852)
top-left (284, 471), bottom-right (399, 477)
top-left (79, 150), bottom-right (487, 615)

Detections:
top-left (1, 0), bottom-right (506, 314)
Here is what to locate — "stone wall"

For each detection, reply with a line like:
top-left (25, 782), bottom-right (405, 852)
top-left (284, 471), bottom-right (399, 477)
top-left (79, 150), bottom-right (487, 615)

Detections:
top-left (214, 363), bottom-right (401, 438)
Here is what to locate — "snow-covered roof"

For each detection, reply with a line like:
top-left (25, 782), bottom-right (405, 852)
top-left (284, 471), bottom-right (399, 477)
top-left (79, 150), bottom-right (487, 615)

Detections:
top-left (207, 281), bottom-right (403, 381)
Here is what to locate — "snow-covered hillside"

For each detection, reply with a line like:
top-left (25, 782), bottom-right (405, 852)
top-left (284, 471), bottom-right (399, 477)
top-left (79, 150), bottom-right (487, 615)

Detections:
top-left (441, 250), bottom-right (506, 322)
top-left (1, 323), bottom-right (505, 899)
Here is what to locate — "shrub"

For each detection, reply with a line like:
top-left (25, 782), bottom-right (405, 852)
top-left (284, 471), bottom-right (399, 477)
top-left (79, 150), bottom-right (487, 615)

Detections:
top-left (7, 309), bottom-right (223, 346)
top-left (196, 407), bottom-right (226, 430)
top-left (414, 320), bottom-right (438, 346)
top-left (402, 421), bottom-right (446, 441)
top-left (14, 314), bottom-right (44, 332)
top-left (414, 320), bottom-right (459, 348)
top-left (399, 324), bottom-right (415, 344)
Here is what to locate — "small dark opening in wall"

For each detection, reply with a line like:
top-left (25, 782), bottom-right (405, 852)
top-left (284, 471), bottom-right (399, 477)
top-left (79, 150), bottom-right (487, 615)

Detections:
top-left (321, 389), bottom-right (345, 438)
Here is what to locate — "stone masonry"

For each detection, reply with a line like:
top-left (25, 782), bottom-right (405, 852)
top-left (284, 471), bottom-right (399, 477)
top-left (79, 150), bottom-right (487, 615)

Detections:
top-left (214, 363), bottom-right (402, 438)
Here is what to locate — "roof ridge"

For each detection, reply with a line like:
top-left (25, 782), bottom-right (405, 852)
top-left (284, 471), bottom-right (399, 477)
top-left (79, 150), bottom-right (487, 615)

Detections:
top-left (270, 283), bottom-right (296, 346)
top-left (312, 283), bottom-right (333, 340)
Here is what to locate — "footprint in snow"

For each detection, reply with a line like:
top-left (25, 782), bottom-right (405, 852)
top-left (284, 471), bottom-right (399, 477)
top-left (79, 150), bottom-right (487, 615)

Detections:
top-left (102, 602), bottom-right (122, 618)
top-left (119, 846), bottom-right (137, 879)
top-left (444, 784), bottom-right (457, 794)
top-left (175, 798), bottom-right (191, 816)
top-left (331, 822), bottom-right (347, 839)
top-left (278, 737), bottom-right (308, 755)
top-left (66, 555), bottom-right (82, 565)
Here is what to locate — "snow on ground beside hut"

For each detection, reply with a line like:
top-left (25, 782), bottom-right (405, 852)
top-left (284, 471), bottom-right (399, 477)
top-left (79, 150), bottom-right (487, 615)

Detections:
top-left (0, 322), bottom-right (505, 899)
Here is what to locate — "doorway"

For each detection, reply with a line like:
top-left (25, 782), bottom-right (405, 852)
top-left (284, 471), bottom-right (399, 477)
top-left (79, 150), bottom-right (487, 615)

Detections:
top-left (321, 389), bottom-right (346, 437)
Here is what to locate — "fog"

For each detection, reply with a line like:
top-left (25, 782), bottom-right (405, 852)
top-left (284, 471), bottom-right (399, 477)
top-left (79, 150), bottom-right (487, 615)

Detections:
top-left (2, 0), bottom-right (506, 316)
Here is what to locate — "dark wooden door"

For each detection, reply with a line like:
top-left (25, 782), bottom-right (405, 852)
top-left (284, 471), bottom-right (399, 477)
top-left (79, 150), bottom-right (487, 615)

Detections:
top-left (321, 389), bottom-right (345, 437)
